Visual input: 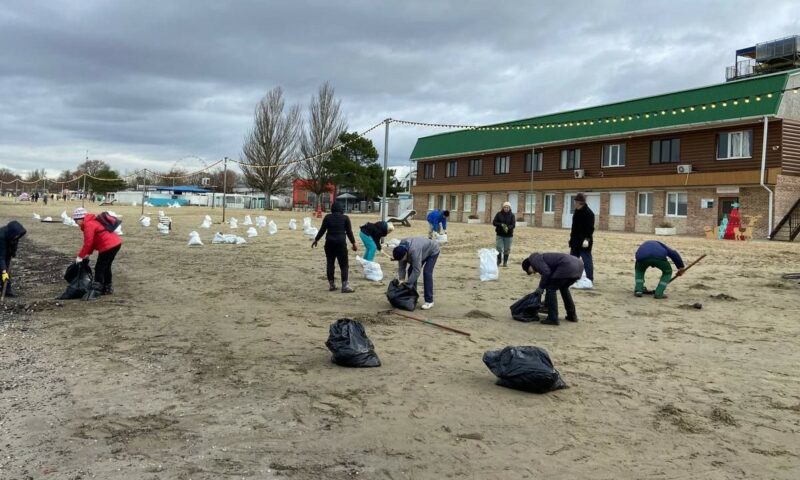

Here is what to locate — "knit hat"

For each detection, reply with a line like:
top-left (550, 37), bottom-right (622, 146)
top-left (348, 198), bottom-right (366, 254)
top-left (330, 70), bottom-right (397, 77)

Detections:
top-left (521, 258), bottom-right (533, 275)
top-left (72, 207), bottom-right (87, 220)
top-left (392, 244), bottom-right (408, 261)
top-left (502, 201), bottom-right (511, 208)
top-left (574, 193), bottom-right (586, 203)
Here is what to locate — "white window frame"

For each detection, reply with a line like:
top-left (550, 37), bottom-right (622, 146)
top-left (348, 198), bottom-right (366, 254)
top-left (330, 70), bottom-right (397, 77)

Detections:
top-left (666, 191), bottom-right (688, 217)
top-left (449, 194), bottom-right (458, 212)
top-left (560, 149), bottom-right (581, 170)
top-left (469, 158), bottom-right (482, 176)
top-left (524, 152), bottom-right (543, 172)
top-left (525, 193), bottom-right (536, 213)
top-left (717, 130), bottom-right (753, 160)
top-left (428, 194), bottom-right (435, 211)
top-left (637, 192), bottom-right (653, 216)
top-left (602, 144), bottom-right (626, 167)
top-left (494, 155), bottom-right (510, 175)
top-left (609, 192), bottom-right (626, 216)
top-left (463, 194), bottom-right (472, 212)
top-left (424, 163), bottom-right (436, 179)
top-left (446, 160), bottom-right (458, 178)
top-left (544, 193), bottom-right (556, 214)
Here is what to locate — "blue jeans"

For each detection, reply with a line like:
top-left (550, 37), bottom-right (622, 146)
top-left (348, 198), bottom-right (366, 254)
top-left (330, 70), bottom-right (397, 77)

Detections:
top-left (359, 231), bottom-right (377, 261)
top-left (407, 253), bottom-right (439, 303)
top-left (570, 247), bottom-right (594, 281)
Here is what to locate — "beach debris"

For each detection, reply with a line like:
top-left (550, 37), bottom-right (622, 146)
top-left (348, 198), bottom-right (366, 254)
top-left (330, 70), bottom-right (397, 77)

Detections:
top-left (288, 218), bottom-right (297, 230)
top-left (325, 318), bottom-right (381, 368)
top-left (483, 346), bottom-right (567, 393)
top-left (510, 292), bottom-right (542, 322)
top-left (139, 215), bottom-right (151, 227)
top-left (246, 226), bottom-right (258, 238)
top-left (479, 248), bottom-right (499, 281)
top-left (268, 220), bottom-right (278, 235)
top-left (188, 231), bottom-right (203, 246)
top-left (356, 255), bottom-right (383, 282)
top-left (387, 279), bottom-right (418, 311)
top-left (229, 218), bottom-right (238, 229)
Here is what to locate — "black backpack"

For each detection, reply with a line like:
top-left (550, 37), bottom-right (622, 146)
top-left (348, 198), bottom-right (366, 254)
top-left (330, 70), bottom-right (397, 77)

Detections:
top-left (96, 212), bottom-right (122, 232)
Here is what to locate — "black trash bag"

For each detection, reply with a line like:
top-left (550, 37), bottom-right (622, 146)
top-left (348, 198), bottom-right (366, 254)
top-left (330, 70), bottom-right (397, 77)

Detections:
top-left (325, 318), bottom-right (381, 368)
top-left (482, 346), bottom-right (567, 393)
top-left (59, 260), bottom-right (93, 300)
top-left (386, 278), bottom-right (419, 311)
top-left (510, 292), bottom-right (542, 322)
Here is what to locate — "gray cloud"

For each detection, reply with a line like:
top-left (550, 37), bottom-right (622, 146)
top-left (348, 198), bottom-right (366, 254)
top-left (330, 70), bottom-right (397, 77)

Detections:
top-left (1, 0), bottom-right (798, 176)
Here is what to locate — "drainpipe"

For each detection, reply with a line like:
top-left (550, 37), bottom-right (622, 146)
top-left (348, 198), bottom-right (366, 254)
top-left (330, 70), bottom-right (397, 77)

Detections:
top-left (759, 115), bottom-right (774, 238)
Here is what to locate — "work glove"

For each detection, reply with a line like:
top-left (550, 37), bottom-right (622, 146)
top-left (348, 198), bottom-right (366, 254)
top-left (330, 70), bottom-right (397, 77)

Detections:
top-left (311, 241), bottom-right (318, 248)
top-left (501, 224), bottom-right (509, 233)
top-left (1, 271), bottom-right (8, 283)
top-left (75, 257), bottom-right (83, 264)
top-left (582, 239), bottom-right (590, 248)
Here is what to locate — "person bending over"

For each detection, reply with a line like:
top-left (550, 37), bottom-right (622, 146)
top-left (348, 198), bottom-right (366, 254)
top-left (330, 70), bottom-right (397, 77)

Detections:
top-left (522, 252), bottom-right (583, 325)
top-left (393, 237), bottom-right (440, 310)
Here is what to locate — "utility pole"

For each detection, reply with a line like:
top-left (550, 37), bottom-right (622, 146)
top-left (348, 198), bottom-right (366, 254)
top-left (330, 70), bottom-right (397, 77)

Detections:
top-left (529, 147), bottom-right (536, 223)
top-left (82, 174), bottom-right (87, 207)
top-left (381, 118), bottom-right (391, 222)
top-left (140, 169), bottom-right (147, 215)
top-left (222, 157), bottom-right (228, 222)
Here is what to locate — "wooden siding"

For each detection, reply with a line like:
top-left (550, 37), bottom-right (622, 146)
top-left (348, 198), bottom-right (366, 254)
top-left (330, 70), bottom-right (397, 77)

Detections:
top-left (782, 119), bottom-right (800, 176)
top-left (416, 119), bottom-right (783, 187)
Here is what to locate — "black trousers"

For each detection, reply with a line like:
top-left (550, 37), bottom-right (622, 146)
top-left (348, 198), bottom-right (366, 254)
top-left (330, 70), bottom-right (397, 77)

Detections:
top-left (95, 245), bottom-right (120, 286)
top-left (324, 241), bottom-right (348, 283)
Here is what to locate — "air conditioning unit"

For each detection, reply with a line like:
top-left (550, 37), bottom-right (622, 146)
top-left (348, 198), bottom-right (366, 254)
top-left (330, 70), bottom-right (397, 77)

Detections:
top-left (201, 177), bottom-right (211, 186)
top-left (677, 164), bottom-right (692, 174)
top-left (573, 169), bottom-right (585, 179)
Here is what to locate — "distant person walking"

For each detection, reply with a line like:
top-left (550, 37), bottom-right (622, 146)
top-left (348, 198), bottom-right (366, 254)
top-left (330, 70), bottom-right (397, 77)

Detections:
top-left (492, 201), bottom-right (516, 267)
top-left (426, 209), bottom-right (449, 239)
top-left (569, 193), bottom-right (595, 285)
top-left (359, 220), bottom-right (393, 261)
top-left (73, 208), bottom-right (122, 299)
top-left (312, 202), bottom-right (358, 293)
top-left (522, 252), bottom-right (583, 325)
top-left (634, 240), bottom-right (686, 299)
top-left (392, 237), bottom-right (440, 310)
top-left (0, 221), bottom-right (27, 298)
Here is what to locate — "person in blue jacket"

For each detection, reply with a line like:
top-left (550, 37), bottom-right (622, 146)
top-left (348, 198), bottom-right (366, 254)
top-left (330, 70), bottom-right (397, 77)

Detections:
top-left (426, 209), bottom-right (449, 239)
top-left (634, 240), bottom-right (686, 299)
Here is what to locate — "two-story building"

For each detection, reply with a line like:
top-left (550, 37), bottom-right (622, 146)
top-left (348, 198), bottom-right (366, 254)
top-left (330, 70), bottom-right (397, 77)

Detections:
top-left (410, 38), bottom-right (800, 240)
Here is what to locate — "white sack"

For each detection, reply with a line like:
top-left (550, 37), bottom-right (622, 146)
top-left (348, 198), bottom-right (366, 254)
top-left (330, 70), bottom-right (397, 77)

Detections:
top-left (229, 218), bottom-right (238, 229)
top-left (235, 236), bottom-right (247, 245)
top-left (43, 216), bottom-right (52, 222)
top-left (33, 213), bottom-right (41, 220)
top-left (60, 211), bottom-right (68, 220)
top-left (303, 226), bottom-right (318, 238)
top-left (114, 225), bottom-right (124, 236)
top-left (570, 270), bottom-right (594, 290)
top-left (356, 255), bottom-right (384, 282)
top-left (288, 219), bottom-right (297, 230)
top-left (433, 232), bottom-right (448, 244)
top-left (242, 215), bottom-right (253, 225)
top-left (246, 227), bottom-right (258, 238)
top-left (139, 216), bottom-right (151, 227)
top-left (157, 223), bottom-right (170, 235)
top-left (479, 248), bottom-right (499, 282)
top-left (63, 217), bottom-right (77, 227)
top-left (303, 217), bottom-right (312, 229)
top-left (212, 232), bottom-right (243, 244)
top-left (268, 220), bottom-right (278, 235)
top-left (256, 216), bottom-right (267, 228)
top-left (386, 238), bottom-right (401, 248)
top-left (187, 231), bottom-right (203, 246)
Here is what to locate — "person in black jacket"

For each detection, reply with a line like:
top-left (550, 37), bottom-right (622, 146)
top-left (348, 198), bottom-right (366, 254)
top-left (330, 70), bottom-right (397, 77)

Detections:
top-left (569, 193), bottom-right (595, 284)
top-left (312, 202), bottom-right (358, 293)
top-left (522, 252), bottom-right (583, 325)
top-left (359, 220), bottom-right (394, 261)
top-left (492, 201), bottom-right (516, 267)
top-left (0, 221), bottom-right (27, 297)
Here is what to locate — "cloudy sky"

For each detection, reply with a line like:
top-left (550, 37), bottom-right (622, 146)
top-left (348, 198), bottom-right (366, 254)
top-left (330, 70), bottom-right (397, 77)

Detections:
top-left (1, 0), bottom-right (798, 178)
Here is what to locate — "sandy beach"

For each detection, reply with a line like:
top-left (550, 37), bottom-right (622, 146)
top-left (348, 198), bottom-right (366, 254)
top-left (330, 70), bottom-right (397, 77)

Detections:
top-left (1, 199), bottom-right (799, 480)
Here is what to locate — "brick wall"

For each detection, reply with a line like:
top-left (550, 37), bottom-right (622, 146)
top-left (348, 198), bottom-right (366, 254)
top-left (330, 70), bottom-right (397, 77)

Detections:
top-left (625, 192), bottom-right (636, 231)
top-left (738, 187), bottom-right (771, 239)
top-left (635, 215), bottom-right (653, 233)
top-left (775, 174), bottom-right (800, 221)
top-left (599, 193), bottom-right (610, 230)
top-left (608, 216), bottom-right (626, 230)
top-left (553, 194), bottom-right (564, 228)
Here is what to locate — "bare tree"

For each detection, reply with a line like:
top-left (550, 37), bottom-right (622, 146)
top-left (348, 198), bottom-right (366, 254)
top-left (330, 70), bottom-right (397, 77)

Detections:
top-left (299, 82), bottom-right (347, 208)
top-left (240, 87), bottom-right (301, 210)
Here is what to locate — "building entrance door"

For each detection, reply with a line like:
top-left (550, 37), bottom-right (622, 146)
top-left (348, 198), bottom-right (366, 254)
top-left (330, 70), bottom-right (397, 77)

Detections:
top-left (507, 192), bottom-right (519, 213)
top-left (562, 193), bottom-right (601, 228)
top-left (718, 197), bottom-right (739, 225)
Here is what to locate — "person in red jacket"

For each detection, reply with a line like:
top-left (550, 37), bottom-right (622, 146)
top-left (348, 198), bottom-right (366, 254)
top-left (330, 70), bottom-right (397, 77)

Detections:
top-left (73, 207), bottom-right (122, 299)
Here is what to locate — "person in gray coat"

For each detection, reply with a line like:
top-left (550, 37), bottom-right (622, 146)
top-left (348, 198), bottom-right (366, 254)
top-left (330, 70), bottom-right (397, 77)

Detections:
top-left (521, 252), bottom-right (583, 325)
top-left (392, 237), bottom-right (441, 310)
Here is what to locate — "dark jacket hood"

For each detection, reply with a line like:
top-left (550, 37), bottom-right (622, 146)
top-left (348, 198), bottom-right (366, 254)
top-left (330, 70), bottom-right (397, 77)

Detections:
top-left (5, 221), bottom-right (26, 241)
top-left (331, 202), bottom-right (344, 214)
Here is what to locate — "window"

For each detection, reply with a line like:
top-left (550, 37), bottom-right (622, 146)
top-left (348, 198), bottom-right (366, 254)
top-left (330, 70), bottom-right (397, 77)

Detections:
top-left (428, 194), bottom-right (435, 211)
top-left (717, 130), bottom-right (753, 159)
top-left (524, 152), bottom-right (543, 172)
top-left (463, 194), bottom-right (472, 212)
top-left (560, 149), bottom-right (581, 170)
top-left (602, 144), bottom-right (626, 167)
top-left (544, 194), bottom-right (556, 213)
top-left (449, 194), bottom-right (458, 211)
top-left (525, 193), bottom-right (536, 213)
top-left (666, 192), bottom-right (688, 217)
top-left (424, 163), bottom-right (436, 179)
top-left (469, 158), bottom-right (483, 176)
top-left (446, 160), bottom-right (458, 177)
top-left (494, 155), bottom-right (510, 174)
top-left (637, 192), bottom-right (653, 215)
top-left (650, 139), bottom-right (681, 164)
top-left (609, 192), bottom-right (626, 216)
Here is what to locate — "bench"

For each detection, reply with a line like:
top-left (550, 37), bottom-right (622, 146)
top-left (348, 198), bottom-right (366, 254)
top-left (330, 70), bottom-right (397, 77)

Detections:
top-left (387, 209), bottom-right (416, 227)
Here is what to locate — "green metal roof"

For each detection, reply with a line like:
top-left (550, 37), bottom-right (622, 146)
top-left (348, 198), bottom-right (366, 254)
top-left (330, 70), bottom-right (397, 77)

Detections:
top-left (410, 71), bottom-right (794, 160)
